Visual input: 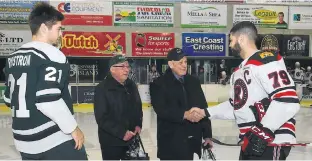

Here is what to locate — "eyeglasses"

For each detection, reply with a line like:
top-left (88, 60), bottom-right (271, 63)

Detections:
top-left (113, 65), bottom-right (131, 69)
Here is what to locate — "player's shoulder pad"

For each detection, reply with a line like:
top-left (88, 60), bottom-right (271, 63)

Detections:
top-left (18, 41), bottom-right (67, 64)
top-left (245, 50), bottom-right (282, 67)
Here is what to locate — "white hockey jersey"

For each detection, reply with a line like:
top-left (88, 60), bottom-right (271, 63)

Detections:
top-left (207, 51), bottom-right (300, 144)
top-left (308, 73), bottom-right (312, 85)
top-left (304, 72), bottom-right (311, 84)
top-left (293, 68), bottom-right (304, 83)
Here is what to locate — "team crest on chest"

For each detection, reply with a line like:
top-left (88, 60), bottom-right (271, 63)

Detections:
top-left (233, 78), bottom-right (248, 110)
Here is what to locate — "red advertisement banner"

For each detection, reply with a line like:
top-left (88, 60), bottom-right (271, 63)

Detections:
top-left (51, 1), bottom-right (113, 26)
top-left (61, 31), bottom-right (126, 57)
top-left (61, 15), bottom-right (112, 26)
top-left (132, 32), bottom-right (175, 57)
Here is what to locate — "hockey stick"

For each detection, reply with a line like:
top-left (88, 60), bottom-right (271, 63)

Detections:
top-left (211, 138), bottom-right (312, 147)
top-left (207, 149), bottom-right (216, 161)
top-left (202, 143), bottom-right (216, 161)
top-left (211, 138), bottom-right (239, 146)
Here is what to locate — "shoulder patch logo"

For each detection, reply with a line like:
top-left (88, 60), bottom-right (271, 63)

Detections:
top-left (259, 52), bottom-right (274, 59)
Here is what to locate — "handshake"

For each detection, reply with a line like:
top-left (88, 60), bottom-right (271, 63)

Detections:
top-left (184, 107), bottom-right (206, 122)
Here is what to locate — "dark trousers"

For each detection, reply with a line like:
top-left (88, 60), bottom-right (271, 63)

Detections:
top-left (101, 146), bottom-right (129, 160)
top-left (20, 140), bottom-right (88, 160)
top-left (239, 146), bottom-right (291, 160)
top-left (159, 137), bottom-right (198, 160)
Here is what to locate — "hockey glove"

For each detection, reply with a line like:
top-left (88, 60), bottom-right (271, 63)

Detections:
top-left (242, 124), bottom-right (275, 156)
top-left (249, 98), bottom-right (271, 123)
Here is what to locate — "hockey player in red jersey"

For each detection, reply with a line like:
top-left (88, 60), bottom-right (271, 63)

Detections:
top-left (191, 21), bottom-right (300, 160)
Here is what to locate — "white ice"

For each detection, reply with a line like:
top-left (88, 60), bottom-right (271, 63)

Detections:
top-left (0, 108), bottom-right (311, 160)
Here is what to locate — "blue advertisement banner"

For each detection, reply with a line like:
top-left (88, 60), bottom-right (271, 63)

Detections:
top-left (0, 0), bottom-right (48, 24)
top-left (182, 33), bottom-right (226, 56)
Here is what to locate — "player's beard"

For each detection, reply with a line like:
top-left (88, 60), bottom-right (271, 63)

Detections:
top-left (231, 42), bottom-right (242, 58)
top-left (52, 36), bottom-right (62, 49)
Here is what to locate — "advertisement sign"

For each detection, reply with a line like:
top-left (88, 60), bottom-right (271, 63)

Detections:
top-left (182, 33), bottom-right (226, 56)
top-left (0, 86), bottom-right (5, 104)
top-left (71, 86), bottom-right (95, 104)
top-left (289, 7), bottom-right (312, 29)
top-left (0, 30), bottom-right (32, 56)
top-left (0, 1), bottom-right (46, 24)
top-left (233, 5), bottom-right (289, 29)
top-left (132, 32), bottom-right (175, 57)
top-left (181, 3), bottom-right (227, 28)
top-left (256, 34), bottom-right (283, 53)
top-left (245, 0), bottom-right (312, 5)
top-left (282, 35), bottom-right (309, 57)
top-left (186, 0), bottom-right (243, 2)
top-left (69, 63), bottom-right (99, 82)
top-left (50, 1), bottom-right (112, 26)
top-left (113, 1), bottom-right (174, 27)
top-left (137, 85), bottom-right (151, 107)
top-left (61, 31), bottom-right (126, 57)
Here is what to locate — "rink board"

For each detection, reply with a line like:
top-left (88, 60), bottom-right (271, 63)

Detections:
top-left (0, 101), bottom-right (310, 114)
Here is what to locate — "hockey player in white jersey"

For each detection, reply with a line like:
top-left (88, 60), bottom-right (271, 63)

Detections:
top-left (293, 62), bottom-right (304, 84)
top-left (304, 66), bottom-right (311, 84)
top-left (191, 21), bottom-right (300, 160)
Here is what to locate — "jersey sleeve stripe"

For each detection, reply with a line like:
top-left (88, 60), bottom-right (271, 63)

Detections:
top-left (274, 97), bottom-right (299, 103)
top-left (273, 91), bottom-right (298, 99)
top-left (36, 89), bottom-right (61, 97)
top-left (237, 121), bottom-right (256, 127)
top-left (13, 125), bottom-right (61, 142)
top-left (17, 47), bottom-right (50, 61)
top-left (36, 95), bottom-right (62, 104)
top-left (288, 118), bottom-right (296, 124)
top-left (280, 123), bottom-right (295, 132)
top-left (13, 131), bottom-right (72, 154)
top-left (268, 86), bottom-right (296, 98)
top-left (12, 121), bottom-right (56, 135)
top-left (3, 95), bottom-right (11, 104)
top-left (274, 129), bottom-right (296, 138)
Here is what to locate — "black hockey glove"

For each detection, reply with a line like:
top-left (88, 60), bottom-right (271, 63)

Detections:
top-left (242, 124), bottom-right (275, 156)
top-left (249, 98), bottom-right (271, 123)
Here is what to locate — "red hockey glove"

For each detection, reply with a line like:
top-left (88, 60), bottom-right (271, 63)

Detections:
top-left (242, 124), bottom-right (275, 156)
top-left (249, 98), bottom-right (271, 123)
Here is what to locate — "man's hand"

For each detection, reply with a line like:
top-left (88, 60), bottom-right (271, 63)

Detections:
top-left (203, 138), bottom-right (213, 150)
top-left (123, 131), bottom-right (135, 141)
top-left (184, 108), bottom-right (205, 122)
top-left (134, 126), bottom-right (141, 134)
top-left (190, 107), bottom-right (206, 119)
top-left (242, 124), bottom-right (275, 156)
top-left (71, 126), bottom-right (85, 150)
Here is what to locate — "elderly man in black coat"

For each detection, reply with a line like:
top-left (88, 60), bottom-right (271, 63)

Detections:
top-left (150, 48), bottom-right (213, 160)
top-left (93, 55), bottom-right (143, 160)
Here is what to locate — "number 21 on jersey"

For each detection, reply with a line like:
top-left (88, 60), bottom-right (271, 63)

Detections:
top-left (8, 67), bottom-right (62, 118)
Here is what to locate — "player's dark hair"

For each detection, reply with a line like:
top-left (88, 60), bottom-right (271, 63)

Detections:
top-left (28, 2), bottom-right (64, 35)
top-left (278, 12), bottom-right (284, 17)
top-left (230, 21), bottom-right (258, 42)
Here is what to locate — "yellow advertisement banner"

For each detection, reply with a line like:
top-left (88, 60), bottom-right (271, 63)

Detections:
top-left (233, 5), bottom-right (288, 29)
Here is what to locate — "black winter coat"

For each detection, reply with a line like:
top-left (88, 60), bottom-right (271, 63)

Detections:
top-left (93, 75), bottom-right (143, 147)
top-left (150, 68), bottom-right (212, 159)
